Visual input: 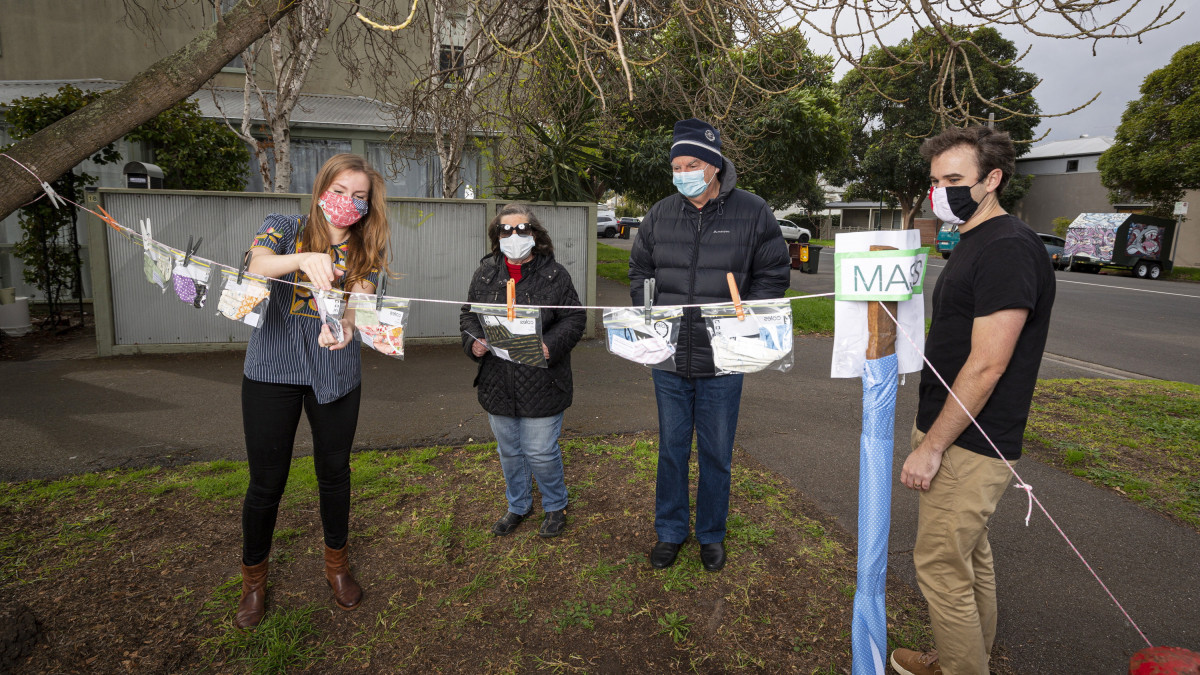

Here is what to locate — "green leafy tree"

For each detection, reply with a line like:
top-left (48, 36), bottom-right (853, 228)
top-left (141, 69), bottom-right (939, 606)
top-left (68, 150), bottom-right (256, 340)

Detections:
top-left (833, 26), bottom-right (1041, 228)
top-left (126, 100), bottom-right (248, 191)
top-left (3, 86), bottom-right (120, 327)
top-left (607, 28), bottom-right (848, 210)
top-left (1098, 42), bottom-right (1200, 217)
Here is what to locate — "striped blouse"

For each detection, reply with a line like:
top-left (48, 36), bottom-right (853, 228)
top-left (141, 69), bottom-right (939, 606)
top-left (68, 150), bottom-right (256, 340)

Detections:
top-left (243, 214), bottom-right (375, 404)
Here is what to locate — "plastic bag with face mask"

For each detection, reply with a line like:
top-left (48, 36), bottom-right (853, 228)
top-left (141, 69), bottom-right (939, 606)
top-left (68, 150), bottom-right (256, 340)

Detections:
top-left (702, 299), bottom-right (794, 374)
top-left (603, 306), bottom-right (684, 369)
top-left (215, 269), bottom-right (271, 327)
top-left (469, 304), bottom-right (548, 368)
top-left (171, 254), bottom-right (212, 309)
top-left (350, 295), bottom-right (410, 359)
top-left (142, 240), bottom-right (174, 292)
top-left (305, 286), bottom-right (346, 344)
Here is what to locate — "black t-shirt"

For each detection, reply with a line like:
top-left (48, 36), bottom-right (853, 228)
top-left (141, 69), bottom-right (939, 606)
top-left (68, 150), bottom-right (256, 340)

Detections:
top-left (916, 214), bottom-right (1056, 460)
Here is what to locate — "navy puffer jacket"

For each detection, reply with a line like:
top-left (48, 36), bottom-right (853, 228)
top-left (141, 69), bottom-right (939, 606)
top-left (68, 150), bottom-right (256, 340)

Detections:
top-left (628, 160), bottom-right (791, 377)
top-left (460, 252), bottom-right (586, 417)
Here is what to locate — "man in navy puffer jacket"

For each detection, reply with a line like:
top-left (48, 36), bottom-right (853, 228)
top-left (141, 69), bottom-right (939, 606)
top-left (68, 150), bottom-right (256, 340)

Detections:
top-left (629, 118), bottom-right (790, 572)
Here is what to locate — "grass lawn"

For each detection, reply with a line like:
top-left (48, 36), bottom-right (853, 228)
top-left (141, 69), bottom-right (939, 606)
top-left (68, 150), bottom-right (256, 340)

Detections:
top-left (1025, 379), bottom-right (1200, 529)
top-left (0, 434), bottom-right (935, 674)
top-left (1168, 265), bottom-right (1200, 282)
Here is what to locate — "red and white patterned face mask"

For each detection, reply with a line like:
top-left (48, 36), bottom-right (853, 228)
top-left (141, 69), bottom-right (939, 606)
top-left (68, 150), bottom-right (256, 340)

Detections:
top-left (318, 191), bottom-right (369, 229)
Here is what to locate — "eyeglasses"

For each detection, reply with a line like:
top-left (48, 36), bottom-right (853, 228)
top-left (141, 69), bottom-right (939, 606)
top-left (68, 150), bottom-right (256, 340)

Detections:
top-left (498, 222), bottom-right (533, 237)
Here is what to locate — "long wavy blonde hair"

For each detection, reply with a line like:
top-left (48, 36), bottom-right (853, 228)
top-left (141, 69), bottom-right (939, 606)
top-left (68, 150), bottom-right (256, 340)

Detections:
top-left (302, 153), bottom-right (391, 290)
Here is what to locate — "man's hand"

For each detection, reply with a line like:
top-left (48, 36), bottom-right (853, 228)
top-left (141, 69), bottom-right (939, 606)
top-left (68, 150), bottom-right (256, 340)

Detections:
top-left (901, 442), bottom-right (944, 491)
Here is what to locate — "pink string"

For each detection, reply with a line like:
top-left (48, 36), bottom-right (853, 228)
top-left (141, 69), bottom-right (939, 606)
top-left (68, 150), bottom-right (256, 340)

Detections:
top-left (878, 301), bottom-right (1152, 648)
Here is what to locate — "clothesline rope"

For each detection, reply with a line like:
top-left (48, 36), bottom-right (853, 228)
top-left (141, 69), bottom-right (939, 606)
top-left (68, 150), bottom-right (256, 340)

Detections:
top-left (2, 153), bottom-right (835, 312)
top-left (878, 300), bottom-right (1152, 648)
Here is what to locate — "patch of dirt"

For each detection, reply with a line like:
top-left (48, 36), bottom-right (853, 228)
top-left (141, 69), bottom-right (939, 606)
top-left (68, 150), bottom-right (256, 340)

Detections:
top-left (0, 435), bottom-right (944, 673)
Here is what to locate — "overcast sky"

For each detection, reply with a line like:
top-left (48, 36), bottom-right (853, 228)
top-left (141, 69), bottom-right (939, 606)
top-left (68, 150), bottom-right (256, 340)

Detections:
top-left (808, 0), bottom-right (1196, 145)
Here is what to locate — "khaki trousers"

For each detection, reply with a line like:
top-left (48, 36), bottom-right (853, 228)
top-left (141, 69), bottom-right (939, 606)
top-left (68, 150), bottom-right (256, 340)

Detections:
top-left (911, 424), bottom-right (1015, 675)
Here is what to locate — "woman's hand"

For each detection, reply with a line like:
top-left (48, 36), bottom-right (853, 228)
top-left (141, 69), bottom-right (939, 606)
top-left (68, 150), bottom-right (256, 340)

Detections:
top-left (320, 317), bottom-right (355, 351)
top-left (300, 252), bottom-right (343, 291)
top-left (471, 339), bottom-right (489, 357)
top-left (541, 342), bottom-right (550, 360)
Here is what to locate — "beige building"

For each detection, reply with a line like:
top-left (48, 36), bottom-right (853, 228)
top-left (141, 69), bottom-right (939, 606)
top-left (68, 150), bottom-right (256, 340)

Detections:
top-left (1012, 136), bottom-right (1197, 268)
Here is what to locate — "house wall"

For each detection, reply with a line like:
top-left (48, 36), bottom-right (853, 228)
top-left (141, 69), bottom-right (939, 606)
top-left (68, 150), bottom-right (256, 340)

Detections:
top-left (1175, 189), bottom-right (1199, 268)
top-left (1018, 155), bottom-right (1102, 176)
top-left (1010, 172), bottom-right (1114, 233)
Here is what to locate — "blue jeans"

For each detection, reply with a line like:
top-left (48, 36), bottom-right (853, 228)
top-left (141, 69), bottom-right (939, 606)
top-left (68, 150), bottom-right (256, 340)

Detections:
top-left (651, 369), bottom-right (744, 545)
top-left (488, 413), bottom-right (568, 513)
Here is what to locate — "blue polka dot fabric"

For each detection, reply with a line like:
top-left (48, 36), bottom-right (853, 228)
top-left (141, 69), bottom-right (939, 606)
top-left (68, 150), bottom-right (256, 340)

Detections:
top-left (853, 353), bottom-right (898, 675)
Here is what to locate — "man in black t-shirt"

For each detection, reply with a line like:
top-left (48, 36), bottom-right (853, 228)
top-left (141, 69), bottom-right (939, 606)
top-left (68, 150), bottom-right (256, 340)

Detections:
top-left (890, 127), bottom-right (1056, 675)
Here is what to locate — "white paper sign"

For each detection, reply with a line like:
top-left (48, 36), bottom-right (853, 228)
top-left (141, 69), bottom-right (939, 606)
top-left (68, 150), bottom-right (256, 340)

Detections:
top-left (831, 230), bottom-right (926, 378)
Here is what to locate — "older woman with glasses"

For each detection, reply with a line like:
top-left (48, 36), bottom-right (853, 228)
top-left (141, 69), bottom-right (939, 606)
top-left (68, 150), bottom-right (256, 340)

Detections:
top-left (459, 203), bottom-right (586, 538)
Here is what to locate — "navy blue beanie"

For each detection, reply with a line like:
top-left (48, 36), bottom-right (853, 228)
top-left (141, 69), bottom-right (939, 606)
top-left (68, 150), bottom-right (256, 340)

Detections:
top-left (670, 118), bottom-right (724, 170)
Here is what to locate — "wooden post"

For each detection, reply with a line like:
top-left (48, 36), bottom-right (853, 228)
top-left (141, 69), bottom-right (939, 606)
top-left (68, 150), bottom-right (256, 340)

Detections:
top-left (866, 245), bottom-right (897, 359)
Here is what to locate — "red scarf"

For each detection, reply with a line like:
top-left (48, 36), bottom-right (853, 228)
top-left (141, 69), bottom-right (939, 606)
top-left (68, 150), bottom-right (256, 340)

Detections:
top-left (506, 259), bottom-right (523, 283)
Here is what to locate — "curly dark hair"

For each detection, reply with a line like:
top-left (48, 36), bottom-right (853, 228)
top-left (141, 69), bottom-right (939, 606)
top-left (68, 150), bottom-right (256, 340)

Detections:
top-left (487, 203), bottom-right (555, 257)
top-left (919, 126), bottom-right (1016, 194)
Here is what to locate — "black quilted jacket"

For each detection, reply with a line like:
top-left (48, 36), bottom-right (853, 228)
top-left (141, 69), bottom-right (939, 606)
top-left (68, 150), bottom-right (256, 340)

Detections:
top-left (459, 252), bottom-right (586, 417)
top-left (628, 160), bottom-right (791, 377)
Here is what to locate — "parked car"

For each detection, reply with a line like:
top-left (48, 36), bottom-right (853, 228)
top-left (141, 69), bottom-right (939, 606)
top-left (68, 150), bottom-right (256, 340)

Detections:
top-left (617, 216), bottom-right (640, 228)
top-left (936, 222), bottom-right (959, 259)
top-left (1039, 233), bottom-right (1067, 270)
top-left (777, 219), bottom-right (812, 243)
top-left (597, 214), bottom-right (619, 238)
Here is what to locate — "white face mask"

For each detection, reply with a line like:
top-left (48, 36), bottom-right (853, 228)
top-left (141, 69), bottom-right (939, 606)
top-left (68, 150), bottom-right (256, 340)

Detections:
top-left (609, 333), bottom-right (676, 365)
top-left (711, 334), bottom-right (790, 373)
top-left (500, 234), bottom-right (535, 261)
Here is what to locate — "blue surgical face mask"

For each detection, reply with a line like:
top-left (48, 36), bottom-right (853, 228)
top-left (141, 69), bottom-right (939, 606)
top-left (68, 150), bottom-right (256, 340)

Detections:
top-left (673, 165), bottom-right (713, 198)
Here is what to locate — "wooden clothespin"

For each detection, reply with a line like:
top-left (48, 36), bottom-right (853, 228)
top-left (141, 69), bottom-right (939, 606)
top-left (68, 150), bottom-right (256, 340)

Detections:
top-left (237, 249), bottom-right (252, 284)
top-left (375, 273), bottom-right (388, 311)
top-left (726, 272), bottom-right (745, 321)
top-left (182, 236), bottom-right (203, 267)
top-left (506, 278), bottom-right (516, 321)
top-left (643, 278), bottom-right (655, 325)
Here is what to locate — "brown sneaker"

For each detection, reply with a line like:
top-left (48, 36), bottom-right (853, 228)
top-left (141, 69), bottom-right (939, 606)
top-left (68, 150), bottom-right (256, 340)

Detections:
top-left (890, 648), bottom-right (942, 675)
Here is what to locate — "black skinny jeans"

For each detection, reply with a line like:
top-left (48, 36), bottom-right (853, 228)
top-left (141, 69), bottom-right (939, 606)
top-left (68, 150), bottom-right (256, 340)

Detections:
top-left (241, 376), bottom-right (361, 566)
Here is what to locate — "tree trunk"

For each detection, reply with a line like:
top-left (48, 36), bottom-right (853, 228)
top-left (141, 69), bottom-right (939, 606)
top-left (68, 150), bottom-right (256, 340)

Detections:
top-left (896, 193), bottom-right (922, 229)
top-left (0, 0), bottom-right (297, 220)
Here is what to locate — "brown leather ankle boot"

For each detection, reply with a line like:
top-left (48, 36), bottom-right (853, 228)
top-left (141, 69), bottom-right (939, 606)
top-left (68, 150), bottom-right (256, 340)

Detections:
top-left (234, 560), bottom-right (269, 630)
top-left (323, 544), bottom-right (362, 610)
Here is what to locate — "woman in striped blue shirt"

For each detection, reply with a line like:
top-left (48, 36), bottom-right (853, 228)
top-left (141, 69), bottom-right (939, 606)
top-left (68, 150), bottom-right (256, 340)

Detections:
top-left (235, 154), bottom-right (390, 630)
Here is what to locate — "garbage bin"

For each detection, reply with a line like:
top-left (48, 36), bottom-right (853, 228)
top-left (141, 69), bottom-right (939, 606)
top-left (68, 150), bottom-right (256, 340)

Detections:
top-left (618, 224), bottom-right (631, 239)
top-left (788, 241), bottom-right (803, 269)
top-left (801, 244), bottom-right (823, 274)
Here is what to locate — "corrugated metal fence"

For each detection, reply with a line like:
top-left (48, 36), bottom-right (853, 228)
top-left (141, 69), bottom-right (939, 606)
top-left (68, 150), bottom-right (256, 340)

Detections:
top-left (86, 189), bottom-right (596, 355)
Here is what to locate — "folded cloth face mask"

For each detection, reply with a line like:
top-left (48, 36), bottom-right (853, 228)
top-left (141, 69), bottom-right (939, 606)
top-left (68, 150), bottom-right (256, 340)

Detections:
top-left (350, 296), bottom-right (410, 359)
top-left (609, 333), bottom-right (676, 365)
top-left (711, 334), bottom-right (790, 373)
top-left (142, 243), bottom-right (173, 291)
top-left (216, 271), bottom-right (271, 326)
top-left (172, 258), bottom-right (211, 309)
